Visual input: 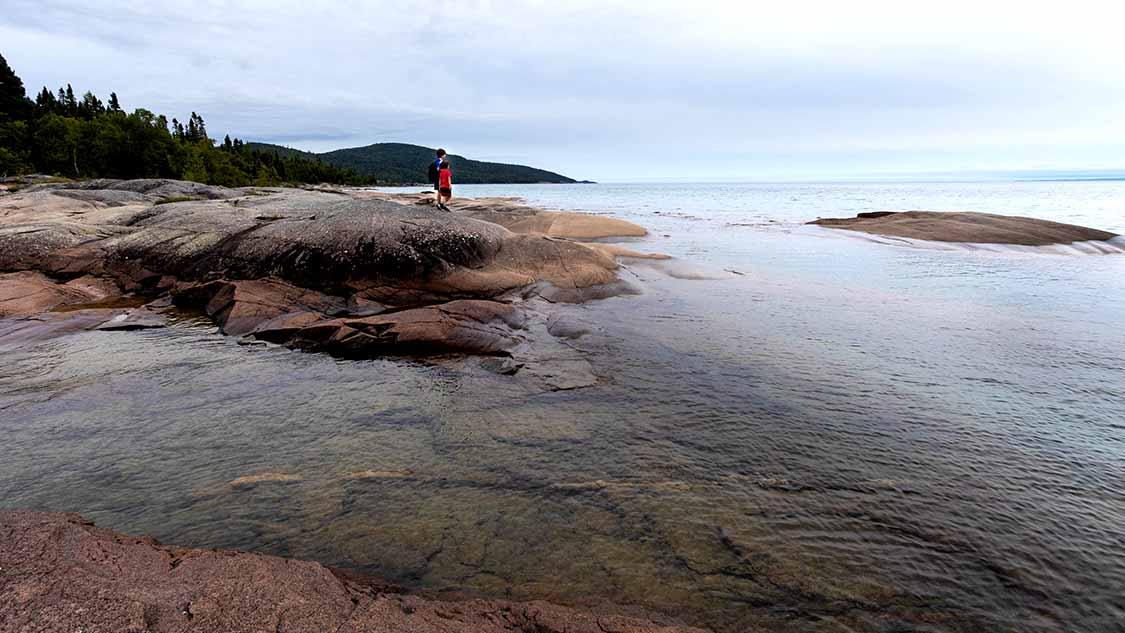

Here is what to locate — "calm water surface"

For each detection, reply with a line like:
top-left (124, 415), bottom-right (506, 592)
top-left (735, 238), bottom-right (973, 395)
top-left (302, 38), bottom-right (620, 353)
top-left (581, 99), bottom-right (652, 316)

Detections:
top-left (3, 182), bottom-right (1124, 632)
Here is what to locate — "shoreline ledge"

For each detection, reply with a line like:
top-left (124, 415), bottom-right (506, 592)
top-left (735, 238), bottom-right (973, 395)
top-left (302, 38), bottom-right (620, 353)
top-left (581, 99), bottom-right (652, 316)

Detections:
top-left (0, 510), bottom-right (706, 633)
top-left (809, 211), bottom-right (1118, 246)
top-left (0, 179), bottom-right (657, 366)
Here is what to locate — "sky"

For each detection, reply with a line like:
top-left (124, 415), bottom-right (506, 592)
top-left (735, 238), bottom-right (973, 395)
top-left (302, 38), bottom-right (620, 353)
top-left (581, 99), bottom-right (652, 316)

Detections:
top-left (3, 0), bottom-right (1124, 181)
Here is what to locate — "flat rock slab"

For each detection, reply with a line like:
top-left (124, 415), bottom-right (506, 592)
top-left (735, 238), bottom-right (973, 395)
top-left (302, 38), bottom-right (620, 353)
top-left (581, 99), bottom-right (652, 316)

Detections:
top-left (0, 271), bottom-right (123, 317)
top-left (0, 510), bottom-right (705, 633)
top-left (810, 211), bottom-right (1118, 246)
top-left (1, 181), bottom-right (626, 303)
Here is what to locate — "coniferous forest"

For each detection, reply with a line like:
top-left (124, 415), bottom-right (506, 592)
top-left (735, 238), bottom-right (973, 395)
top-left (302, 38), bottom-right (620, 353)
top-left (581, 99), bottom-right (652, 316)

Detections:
top-left (0, 53), bottom-right (372, 186)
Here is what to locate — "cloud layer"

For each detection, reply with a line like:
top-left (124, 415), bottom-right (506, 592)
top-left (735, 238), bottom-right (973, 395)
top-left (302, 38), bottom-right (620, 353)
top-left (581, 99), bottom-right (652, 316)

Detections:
top-left (4, 0), bottom-right (1123, 180)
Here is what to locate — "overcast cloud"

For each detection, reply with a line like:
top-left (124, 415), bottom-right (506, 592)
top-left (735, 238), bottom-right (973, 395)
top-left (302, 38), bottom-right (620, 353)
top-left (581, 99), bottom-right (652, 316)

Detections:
top-left (4, 0), bottom-right (1123, 180)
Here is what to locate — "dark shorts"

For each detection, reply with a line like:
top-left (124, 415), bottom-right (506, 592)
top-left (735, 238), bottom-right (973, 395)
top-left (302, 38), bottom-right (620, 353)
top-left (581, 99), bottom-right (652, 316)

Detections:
top-left (439, 187), bottom-right (452, 196)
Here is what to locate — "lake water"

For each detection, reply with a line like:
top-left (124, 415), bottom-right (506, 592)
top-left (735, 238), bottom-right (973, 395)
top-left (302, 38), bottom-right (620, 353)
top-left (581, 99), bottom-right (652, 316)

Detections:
top-left (3, 181), bottom-right (1124, 632)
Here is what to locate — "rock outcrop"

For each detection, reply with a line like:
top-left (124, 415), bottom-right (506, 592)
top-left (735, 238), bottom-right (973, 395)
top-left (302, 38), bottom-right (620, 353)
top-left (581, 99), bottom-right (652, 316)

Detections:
top-left (0, 510), bottom-right (705, 633)
top-left (0, 180), bottom-right (650, 361)
top-left (809, 211), bottom-right (1119, 246)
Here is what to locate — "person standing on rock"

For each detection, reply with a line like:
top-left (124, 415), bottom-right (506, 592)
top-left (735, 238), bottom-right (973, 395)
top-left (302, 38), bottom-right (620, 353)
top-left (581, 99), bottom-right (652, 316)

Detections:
top-left (437, 160), bottom-right (453, 211)
top-left (428, 148), bottom-right (446, 207)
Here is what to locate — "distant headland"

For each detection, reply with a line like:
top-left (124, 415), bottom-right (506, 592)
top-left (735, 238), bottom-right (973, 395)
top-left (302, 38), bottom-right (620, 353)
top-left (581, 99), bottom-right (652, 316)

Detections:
top-left (245, 141), bottom-right (581, 185)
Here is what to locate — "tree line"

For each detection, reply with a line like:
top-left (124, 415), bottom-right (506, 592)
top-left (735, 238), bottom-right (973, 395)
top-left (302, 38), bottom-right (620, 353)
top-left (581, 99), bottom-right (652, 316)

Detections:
top-left (0, 53), bottom-right (373, 186)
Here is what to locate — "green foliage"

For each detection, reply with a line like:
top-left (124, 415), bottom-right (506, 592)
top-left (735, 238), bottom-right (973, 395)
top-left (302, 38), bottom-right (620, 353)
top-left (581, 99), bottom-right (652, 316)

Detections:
top-left (0, 53), bottom-right (32, 122)
top-left (0, 54), bottom-right (371, 187)
top-left (245, 141), bottom-right (576, 184)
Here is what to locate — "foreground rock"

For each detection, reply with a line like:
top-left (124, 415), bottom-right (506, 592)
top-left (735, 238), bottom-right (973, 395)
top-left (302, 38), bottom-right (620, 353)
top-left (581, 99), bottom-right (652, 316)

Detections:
top-left (810, 211), bottom-right (1118, 246)
top-left (0, 510), bottom-right (705, 633)
top-left (0, 179), bottom-right (652, 362)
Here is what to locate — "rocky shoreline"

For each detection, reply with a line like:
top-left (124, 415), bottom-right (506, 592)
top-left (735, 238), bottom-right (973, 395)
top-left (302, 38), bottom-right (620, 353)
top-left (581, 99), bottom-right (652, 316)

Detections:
top-left (0, 179), bottom-right (665, 388)
top-left (0, 510), bottom-right (705, 633)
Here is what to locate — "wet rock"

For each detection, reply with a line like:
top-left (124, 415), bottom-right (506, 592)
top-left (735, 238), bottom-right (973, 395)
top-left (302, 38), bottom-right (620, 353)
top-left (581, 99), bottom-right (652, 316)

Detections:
top-left (479, 356), bottom-right (524, 375)
top-left (581, 242), bottom-right (672, 260)
top-left (249, 310), bottom-right (325, 343)
top-left (0, 510), bottom-right (704, 633)
top-left (0, 271), bottom-right (117, 317)
top-left (172, 278), bottom-right (346, 336)
top-left (810, 210), bottom-right (1119, 246)
top-left (285, 300), bottom-right (523, 357)
top-left (93, 309), bottom-right (167, 331)
top-left (229, 473), bottom-right (304, 488)
top-left (547, 314), bottom-right (591, 340)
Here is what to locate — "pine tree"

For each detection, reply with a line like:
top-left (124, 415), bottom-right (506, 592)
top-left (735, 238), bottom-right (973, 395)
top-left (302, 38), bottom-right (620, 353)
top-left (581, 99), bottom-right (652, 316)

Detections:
top-left (35, 87), bottom-right (58, 115)
top-left (78, 91), bottom-right (104, 119)
top-left (0, 53), bottom-right (32, 121)
top-left (185, 115), bottom-right (199, 142)
top-left (187, 112), bottom-right (208, 143)
top-left (108, 92), bottom-right (121, 113)
top-left (64, 84), bottom-right (77, 116)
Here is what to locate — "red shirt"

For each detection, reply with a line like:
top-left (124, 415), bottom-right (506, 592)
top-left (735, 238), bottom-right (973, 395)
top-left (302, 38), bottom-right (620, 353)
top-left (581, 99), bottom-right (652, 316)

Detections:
top-left (439, 168), bottom-right (452, 189)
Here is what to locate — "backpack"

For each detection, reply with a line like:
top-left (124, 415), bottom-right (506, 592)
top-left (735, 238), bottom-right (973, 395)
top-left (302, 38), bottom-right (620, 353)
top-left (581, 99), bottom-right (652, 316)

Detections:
top-left (427, 160), bottom-right (439, 184)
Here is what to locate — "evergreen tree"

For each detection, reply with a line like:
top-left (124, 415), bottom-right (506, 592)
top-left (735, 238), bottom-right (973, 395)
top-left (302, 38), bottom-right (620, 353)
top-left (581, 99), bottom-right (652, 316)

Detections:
top-left (185, 115), bottom-right (199, 142)
top-left (107, 92), bottom-right (121, 113)
top-left (64, 84), bottom-right (77, 116)
top-left (185, 112), bottom-right (208, 143)
top-left (222, 134), bottom-right (233, 151)
top-left (0, 53), bottom-right (32, 121)
top-left (35, 87), bottom-right (58, 116)
top-left (77, 91), bottom-right (104, 119)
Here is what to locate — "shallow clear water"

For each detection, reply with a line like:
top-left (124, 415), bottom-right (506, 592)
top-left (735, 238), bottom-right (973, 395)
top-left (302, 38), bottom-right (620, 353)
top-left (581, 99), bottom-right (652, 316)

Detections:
top-left (3, 182), bottom-right (1125, 632)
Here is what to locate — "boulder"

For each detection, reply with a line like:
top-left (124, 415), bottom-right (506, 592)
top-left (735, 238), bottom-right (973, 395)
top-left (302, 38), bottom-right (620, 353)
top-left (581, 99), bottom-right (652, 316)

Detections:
top-left (172, 278), bottom-right (346, 336)
top-left (810, 211), bottom-right (1119, 246)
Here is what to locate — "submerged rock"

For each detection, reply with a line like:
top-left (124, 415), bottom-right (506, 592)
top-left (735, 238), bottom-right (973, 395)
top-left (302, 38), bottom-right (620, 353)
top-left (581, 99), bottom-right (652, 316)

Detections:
top-left (0, 510), bottom-right (705, 633)
top-left (284, 299), bottom-right (525, 357)
top-left (809, 210), bottom-right (1119, 246)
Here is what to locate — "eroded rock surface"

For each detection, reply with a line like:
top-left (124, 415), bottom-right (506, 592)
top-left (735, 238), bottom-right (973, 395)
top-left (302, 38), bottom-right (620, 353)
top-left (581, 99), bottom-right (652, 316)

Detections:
top-left (0, 179), bottom-right (649, 362)
top-left (0, 510), bottom-right (705, 633)
top-left (810, 211), bottom-right (1119, 246)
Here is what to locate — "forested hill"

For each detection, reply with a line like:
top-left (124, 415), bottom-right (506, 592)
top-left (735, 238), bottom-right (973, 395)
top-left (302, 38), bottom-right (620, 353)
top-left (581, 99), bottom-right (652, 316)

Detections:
top-left (245, 142), bottom-right (578, 184)
top-left (0, 53), bottom-right (368, 186)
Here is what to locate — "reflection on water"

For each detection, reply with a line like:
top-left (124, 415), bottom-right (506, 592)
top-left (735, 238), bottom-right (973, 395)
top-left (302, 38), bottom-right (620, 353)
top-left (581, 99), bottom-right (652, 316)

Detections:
top-left (3, 182), bottom-right (1125, 632)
